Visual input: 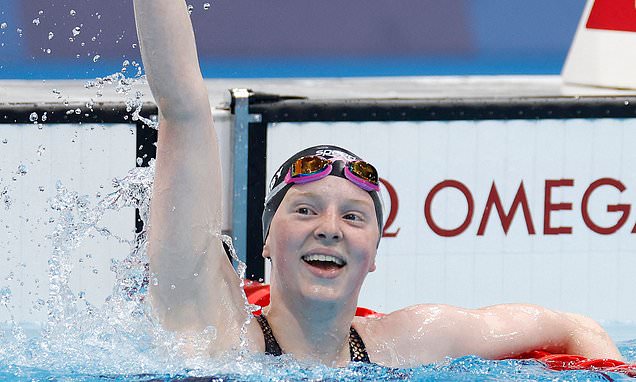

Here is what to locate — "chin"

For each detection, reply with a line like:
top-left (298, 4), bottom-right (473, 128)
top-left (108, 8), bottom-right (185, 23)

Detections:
top-left (299, 281), bottom-right (359, 307)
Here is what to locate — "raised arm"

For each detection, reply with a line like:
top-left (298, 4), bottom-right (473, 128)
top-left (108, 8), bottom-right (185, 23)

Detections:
top-left (133, 0), bottom-right (252, 349)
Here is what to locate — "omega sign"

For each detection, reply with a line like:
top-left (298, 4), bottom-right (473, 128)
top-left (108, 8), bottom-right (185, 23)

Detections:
top-left (381, 177), bottom-right (634, 238)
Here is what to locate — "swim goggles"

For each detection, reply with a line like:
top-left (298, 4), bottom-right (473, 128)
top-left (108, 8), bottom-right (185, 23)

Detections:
top-left (265, 155), bottom-right (380, 205)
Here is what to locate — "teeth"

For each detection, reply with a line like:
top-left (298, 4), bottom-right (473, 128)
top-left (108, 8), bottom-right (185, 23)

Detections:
top-left (303, 254), bottom-right (345, 266)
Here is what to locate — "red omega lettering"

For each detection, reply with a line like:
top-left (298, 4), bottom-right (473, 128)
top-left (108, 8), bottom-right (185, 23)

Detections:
top-left (581, 178), bottom-right (630, 235)
top-left (424, 180), bottom-right (474, 237)
top-left (380, 178), bottom-right (401, 238)
top-left (477, 181), bottom-right (535, 235)
top-left (544, 179), bottom-right (574, 235)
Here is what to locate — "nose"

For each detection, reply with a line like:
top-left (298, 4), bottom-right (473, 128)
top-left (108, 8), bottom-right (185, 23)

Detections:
top-left (314, 211), bottom-right (342, 242)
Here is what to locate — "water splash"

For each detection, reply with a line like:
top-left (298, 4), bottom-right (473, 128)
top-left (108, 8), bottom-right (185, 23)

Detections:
top-left (0, 154), bottom-right (271, 379)
top-left (84, 65), bottom-right (158, 130)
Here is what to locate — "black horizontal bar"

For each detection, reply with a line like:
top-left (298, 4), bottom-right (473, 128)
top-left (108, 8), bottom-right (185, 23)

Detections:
top-left (248, 96), bottom-right (636, 123)
top-left (0, 102), bottom-right (158, 124)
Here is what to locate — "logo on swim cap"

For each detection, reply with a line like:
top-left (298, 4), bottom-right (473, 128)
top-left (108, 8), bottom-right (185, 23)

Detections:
top-left (269, 167), bottom-right (284, 193)
top-left (315, 149), bottom-right (358, 162)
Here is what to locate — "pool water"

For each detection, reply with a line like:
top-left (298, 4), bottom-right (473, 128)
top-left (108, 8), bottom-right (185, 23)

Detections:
top-left (2, 345), bottom-right (636, 381)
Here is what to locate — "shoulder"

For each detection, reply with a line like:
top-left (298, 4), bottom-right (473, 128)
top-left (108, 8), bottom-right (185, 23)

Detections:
top-left (353, 304), bottom-right (466, 366)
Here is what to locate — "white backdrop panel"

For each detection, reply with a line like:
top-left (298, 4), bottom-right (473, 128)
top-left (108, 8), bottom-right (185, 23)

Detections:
top-left (266, 119), bottom-right (636, 322)
top-left (0, 123), bottom-right (135, 324)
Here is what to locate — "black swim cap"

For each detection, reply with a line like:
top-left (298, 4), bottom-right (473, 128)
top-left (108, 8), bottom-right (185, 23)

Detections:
top-left (262, 145), bottom-right (384, 244)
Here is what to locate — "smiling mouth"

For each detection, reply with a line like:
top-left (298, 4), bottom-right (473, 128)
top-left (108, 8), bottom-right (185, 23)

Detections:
top-left (301, 254), bottom-right (347, 270)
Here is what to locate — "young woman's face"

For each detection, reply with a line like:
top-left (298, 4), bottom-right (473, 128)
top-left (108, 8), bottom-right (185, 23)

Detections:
top-left (264, 176), bottom-right (379, 305)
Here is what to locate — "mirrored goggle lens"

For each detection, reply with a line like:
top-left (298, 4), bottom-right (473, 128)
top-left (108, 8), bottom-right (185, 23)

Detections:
top-left (290, 156), bottom-right (330, 177)
top-left (348, 161), bottom-right (379, 185)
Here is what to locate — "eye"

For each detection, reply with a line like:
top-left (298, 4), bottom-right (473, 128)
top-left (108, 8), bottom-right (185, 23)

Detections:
top-left (296, 207), bottom-right (312, 215)
top-left (343, 212), bottom-right (364, 222)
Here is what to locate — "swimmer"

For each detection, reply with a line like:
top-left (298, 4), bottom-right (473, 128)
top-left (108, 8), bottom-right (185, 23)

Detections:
top-left (133, 0), bottom-right (622, 367)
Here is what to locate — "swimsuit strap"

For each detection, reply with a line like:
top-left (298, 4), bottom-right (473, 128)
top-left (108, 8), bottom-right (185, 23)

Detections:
top-left (256, 314), bottom-right (283, 356)
top-left (349, 326), bottom-right (370, 363)
top-left (255, 314), bottom-right (370, 363)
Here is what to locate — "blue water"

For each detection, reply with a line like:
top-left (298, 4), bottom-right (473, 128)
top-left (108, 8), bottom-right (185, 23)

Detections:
top-left (2, 348), bottom-right (636, 381)
top-left (1, 319), bottom-right (635, 382)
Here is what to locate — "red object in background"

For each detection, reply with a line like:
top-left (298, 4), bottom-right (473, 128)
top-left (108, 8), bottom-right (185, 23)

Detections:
top-left (587, 0), bottom-right (636, 32)
top-left (513, 350), bottom-right (636, 377)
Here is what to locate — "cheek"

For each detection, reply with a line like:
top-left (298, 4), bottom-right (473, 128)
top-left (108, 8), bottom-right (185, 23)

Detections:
top-left (354, 230), bottom-right (378, 271)
top-left (269, 229), bottom-right (302, 262)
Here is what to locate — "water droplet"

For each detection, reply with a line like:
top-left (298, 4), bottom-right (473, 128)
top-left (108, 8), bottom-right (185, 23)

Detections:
top-left (92, 269), bottom-right (99, 274)
top-left (45, 48), bottom-right (51, 54)
top-left (16, 28), bottom-right (22, 34)
top-left (0, 22), bottom-right (7, 29)
top-left (38, 186), bottom-right (45, 192)
top-left (92, 54), bottom-right (100, 62)
top-left (132, 43), bottom-right (137, 49)
top-left (625, 100), bottom-right (630, 106)
top-left (1, 139), bottom-right (7, 144)
top-left (38, 10), bottom-right (44, 15)
top-left (32, 18), bottom-right (40, 26)
top-left (41, 112), bottom-right (48, 122)
top-left (0, 286), bottom-right (11, 307)
top-left (16, 164), bottom-right (28, 175)
top-left (29, 112), bottom-right (38, 122)
top-left (187, 4), bottom-right (194, 14)
top-left (48, 31), bottom-right (54, 40)
top-left (136, 157), bottom-right (143, 166)
top-left (69, 9), bottom-right (77, 16)
top-left (75, 108), bottom-right (81, 114)
top-left (203, 3), bottom-right (211, 10)
top-left (68, 37), bottom-right (74, 43)
top-left (72, 26), bottom-right (81, 36)
top-left (170, 284), bottom-right (176, 290)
